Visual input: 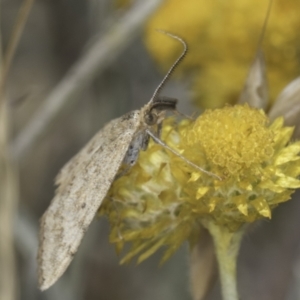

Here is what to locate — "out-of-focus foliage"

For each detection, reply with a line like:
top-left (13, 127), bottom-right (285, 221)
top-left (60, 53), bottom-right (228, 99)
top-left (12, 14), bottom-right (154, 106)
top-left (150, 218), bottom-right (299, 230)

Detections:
top-left (144, 0), bottom-right (300, 108)
top-left (114, 0), bottom-right (132, 9)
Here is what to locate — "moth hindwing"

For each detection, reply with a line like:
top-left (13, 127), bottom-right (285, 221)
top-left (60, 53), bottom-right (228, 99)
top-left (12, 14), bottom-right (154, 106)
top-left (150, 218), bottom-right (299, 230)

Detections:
top-left (38, 31), bottom-right (191, 291)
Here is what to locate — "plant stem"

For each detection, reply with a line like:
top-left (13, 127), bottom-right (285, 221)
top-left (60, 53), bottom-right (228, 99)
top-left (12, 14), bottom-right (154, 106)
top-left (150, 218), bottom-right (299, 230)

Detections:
top-left (203, 220), bottom-right (245, 300)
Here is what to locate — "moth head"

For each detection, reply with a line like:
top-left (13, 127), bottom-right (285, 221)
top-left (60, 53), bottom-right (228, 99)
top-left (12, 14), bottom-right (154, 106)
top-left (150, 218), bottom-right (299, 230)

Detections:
top-left (144, 110), bottom-right (159, 125)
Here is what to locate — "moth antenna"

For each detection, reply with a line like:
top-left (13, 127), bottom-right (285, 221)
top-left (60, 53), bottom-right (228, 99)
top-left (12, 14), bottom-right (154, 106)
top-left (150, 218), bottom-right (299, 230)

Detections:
top-left (256, 0), bottom-right (273, 50)
top-left (150, 29), bottom-right (187, 103)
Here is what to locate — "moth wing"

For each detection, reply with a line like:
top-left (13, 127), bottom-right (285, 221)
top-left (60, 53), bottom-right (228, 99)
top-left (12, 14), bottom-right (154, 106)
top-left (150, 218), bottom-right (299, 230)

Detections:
top-left (38, 111), bottom-right (141, 290)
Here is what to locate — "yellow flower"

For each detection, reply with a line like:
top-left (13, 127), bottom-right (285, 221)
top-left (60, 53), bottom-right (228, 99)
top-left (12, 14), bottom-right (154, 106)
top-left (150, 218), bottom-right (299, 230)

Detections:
top-left (101, 104), bottom-right (300, 263)
top-left (144, 0), bottom-right (300, 108)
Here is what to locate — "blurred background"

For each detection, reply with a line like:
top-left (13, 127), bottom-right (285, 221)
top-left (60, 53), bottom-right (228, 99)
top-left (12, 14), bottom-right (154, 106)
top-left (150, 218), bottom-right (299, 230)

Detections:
top-left (1, 0), bottom-right (300, 299)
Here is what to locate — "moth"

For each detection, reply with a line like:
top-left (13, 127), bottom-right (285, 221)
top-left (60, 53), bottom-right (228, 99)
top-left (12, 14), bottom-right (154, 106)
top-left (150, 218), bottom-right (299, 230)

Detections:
top-left (38, 31), bottom-right (219, 291)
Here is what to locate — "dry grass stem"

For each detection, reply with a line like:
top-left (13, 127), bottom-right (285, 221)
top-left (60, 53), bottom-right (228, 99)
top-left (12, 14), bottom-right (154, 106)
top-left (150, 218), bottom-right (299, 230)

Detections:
top-left (0, 102), bottom-right (18, 300)
top-left (0, 0), bottom-right (35, 101)
top-left (0, 1), bottom-right (35, 298)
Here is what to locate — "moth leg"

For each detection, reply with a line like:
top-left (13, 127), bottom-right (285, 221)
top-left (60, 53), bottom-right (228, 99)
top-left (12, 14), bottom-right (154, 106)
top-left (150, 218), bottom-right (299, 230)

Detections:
top-left (173, 109), bottom-right (195, 120)
top-left (153, 95), bottom-right (193, 120)
top-left (157, 122), bottom-right (163, 139)
top-left (141, 133), bottom-right (150, 151)
top-left (145, 129), bottom-right (222, 180)
top-left (151, 96), bottom-right (177, 111)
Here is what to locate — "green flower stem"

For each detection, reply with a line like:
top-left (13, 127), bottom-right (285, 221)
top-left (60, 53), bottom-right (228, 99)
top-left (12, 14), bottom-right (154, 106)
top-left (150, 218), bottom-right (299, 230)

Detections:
top-left (202, 220), bottom-right (245, 300)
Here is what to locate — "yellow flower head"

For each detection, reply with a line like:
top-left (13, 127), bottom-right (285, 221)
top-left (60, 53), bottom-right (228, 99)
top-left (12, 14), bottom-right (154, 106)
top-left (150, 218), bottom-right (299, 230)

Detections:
top-left (144, 0), bottom-right (300, 108)
top-left (101, 104), bottom-right (300, 263)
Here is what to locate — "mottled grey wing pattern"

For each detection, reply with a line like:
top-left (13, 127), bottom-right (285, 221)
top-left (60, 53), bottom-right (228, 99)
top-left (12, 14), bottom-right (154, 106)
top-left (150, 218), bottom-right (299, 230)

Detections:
top-left (38, 111), bottom-right (141, 290)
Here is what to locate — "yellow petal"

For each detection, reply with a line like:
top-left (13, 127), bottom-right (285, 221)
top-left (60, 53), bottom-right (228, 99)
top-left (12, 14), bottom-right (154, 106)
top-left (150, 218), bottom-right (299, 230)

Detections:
top-left (274, 142), bottom-right (300, 165)
top-left (137, 238), bottom-right (166, 263)
top-left (258, 179), bottom-right (285, 193)
top-left (196, 187), bottom-right (210, 199)
top-left (276, 176), bottom-right (300, 189)
top-left (189, 172), bottom-right (202, 182)
top-left (251, 197), bottom-right (271, 218)
top-left (232, 196), bottom-right (248, 216)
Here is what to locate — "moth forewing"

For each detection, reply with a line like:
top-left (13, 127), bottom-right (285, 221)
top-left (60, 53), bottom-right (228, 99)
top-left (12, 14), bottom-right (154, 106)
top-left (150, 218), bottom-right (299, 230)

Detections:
top-left (38, 31), bottom-right (189, 291)
top-left (38, 111), bottom-right (141, 290)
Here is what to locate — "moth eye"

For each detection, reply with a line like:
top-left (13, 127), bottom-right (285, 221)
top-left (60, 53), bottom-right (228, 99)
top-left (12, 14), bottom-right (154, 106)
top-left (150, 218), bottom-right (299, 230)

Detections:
top-left (145, 112), bottom-right (158, 125)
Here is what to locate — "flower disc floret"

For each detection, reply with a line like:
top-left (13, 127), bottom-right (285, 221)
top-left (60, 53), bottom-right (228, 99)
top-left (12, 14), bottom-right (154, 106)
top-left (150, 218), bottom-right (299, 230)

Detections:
top-left (183, 105), bottom-right (274, 176)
